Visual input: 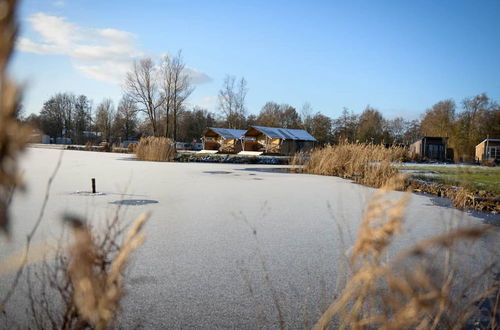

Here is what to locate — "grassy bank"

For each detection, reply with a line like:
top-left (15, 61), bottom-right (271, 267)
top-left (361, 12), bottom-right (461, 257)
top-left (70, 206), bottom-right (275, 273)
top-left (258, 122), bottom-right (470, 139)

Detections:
top-left (399, 165), bottom-right (500, 195)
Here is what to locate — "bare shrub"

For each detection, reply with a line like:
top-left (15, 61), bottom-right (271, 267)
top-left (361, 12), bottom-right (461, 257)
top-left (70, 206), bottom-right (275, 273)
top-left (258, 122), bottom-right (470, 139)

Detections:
top-left (135, 136), bottom-right (176, 162)
top-left (27, 213), bottom-right (149, 329)
top-left (303, 143), bottom-right (406, 188)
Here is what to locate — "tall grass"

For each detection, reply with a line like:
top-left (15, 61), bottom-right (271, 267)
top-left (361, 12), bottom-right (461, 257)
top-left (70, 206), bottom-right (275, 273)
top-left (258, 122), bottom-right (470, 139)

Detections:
top-left (301, 143), bottom-right (406, 188)
top-left (313, 178), bottom-right (498, 329)
top-left (135, 136), bottom-right (176, 162)
top-left (0, 0), bottom-right (30, 235)
top-left (26, 213), bottom-right (149, 329)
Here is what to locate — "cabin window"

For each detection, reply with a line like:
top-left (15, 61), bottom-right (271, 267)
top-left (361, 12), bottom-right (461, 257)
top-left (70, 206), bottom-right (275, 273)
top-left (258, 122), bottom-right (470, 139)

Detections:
top-left (487, 146), bottom-right (499, 159)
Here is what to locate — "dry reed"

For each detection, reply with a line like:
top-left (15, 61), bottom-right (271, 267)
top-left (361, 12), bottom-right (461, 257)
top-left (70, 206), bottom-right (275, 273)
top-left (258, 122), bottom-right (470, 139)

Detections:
top-left (25, 212), bottom-right (150, 329)
top-left (0, 0), bottom-right (30, 235)
top-left (313, 178), bottom-right (497, 330)
top-left (135, 136), bottom-right (176, 162)
top-left (67, 213), bottom-right (148, 329)
top-left (302, 143), bottom-right (406, 188)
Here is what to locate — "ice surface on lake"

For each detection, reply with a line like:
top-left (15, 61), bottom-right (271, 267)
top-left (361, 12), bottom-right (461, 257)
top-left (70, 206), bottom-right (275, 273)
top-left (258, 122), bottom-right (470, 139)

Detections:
top-left (2, 148), bottom-right (498, 328)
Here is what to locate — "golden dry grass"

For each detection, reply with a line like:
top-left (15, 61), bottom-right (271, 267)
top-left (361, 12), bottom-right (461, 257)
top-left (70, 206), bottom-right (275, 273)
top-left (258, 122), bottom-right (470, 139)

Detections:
top-left (302, 143), bottom-right (406, 188)
top-left (65, 213), bottom-right (149, 329)
top-left (0, 0), bottom-right (31, 235)
top-left (135, 136), bottom-right (176, 162)
top-left (313, 179), bottom-right (498, 330)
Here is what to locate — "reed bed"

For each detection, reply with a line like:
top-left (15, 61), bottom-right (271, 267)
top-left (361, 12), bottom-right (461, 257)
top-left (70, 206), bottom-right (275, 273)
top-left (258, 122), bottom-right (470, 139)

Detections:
top-left (302, 143), bottom-right (406, 188)
top-left (135, 136), bottom-right (176, 162)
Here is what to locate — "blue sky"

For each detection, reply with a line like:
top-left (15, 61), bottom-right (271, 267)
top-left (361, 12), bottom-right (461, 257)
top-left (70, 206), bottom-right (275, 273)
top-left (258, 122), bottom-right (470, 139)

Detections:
top-left (12, 0), bottom-right (500, 119)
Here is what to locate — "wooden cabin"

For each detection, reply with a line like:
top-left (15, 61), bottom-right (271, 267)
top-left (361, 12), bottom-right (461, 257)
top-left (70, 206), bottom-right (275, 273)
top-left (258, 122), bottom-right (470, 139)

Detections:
top-left (475, 138), bottom-right (500, 163)
top-left (409, 137), bottom-right (451, 162)
top-left (242, 126), bottom-right (316, 155)
top-left (201, 128), bottom-right (246, 153)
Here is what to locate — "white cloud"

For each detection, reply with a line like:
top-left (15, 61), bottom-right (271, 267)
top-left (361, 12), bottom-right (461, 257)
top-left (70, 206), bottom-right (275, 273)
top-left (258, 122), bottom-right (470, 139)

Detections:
top-left (194, 96), bottom-right (218, 110)
top-left (17, 12), bottom-right (211, 86)
top-left (184, 67), bottom-right (212, 84)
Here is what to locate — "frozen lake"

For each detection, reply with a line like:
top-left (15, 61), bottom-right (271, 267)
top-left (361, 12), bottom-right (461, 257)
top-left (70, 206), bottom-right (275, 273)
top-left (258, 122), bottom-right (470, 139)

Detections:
top-left (2, 148), bottom-right (499, 328)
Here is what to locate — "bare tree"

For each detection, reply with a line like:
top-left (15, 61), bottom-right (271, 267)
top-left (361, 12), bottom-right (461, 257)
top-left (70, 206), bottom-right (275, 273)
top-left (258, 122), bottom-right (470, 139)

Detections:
top-left (300, 102), bottom-right (314, 132)
top-left (39, 93), bottom-right (76, 140)
top-left (420, 99), bottom-right (456, 138)
top-left (356, 106), bottom-right (385, 143)
top-left (95, 99), bottom-right (115, 142)
top-left (73, 95), bottom-right (92, 144)
top-left (124, 58), bottom-right (164, 136)
top-left (161, 51), bottom-right (194, 141)
top-left (332, 108), bottom-right (359, 143)
top-left (308, 112), bottom-right (332, 145)
top-left (256, 102), bottom-right (301, 128)
top-left (218, 75), bottom-right (247, 129)
top-left (114, 95), bottom-right (138, 141)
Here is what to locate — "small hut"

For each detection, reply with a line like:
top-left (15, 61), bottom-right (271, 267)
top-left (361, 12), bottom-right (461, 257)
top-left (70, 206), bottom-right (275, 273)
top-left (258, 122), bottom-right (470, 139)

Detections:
top-left (242, 126), bottom-right (316, 155)
top-left (409, 137), bottom-right (450, 161)
top-left (475, 138), bottom-right (500, 163)
top-left (201, 128), bottom-right (246, 153)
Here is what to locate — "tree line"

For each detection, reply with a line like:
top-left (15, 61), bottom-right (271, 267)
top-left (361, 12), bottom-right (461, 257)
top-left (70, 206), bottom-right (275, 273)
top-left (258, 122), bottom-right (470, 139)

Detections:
top-left (20, 51), bottom-right (499, 161)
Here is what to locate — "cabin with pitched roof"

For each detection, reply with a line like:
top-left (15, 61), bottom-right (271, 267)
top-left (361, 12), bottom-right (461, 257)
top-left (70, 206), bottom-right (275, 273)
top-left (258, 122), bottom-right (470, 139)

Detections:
top-left (201, 128), bottom-right (246, 153)
top-left (242, 126), bottom-right (316, 155)
top-left (475, 138), bottom-right (500, 163)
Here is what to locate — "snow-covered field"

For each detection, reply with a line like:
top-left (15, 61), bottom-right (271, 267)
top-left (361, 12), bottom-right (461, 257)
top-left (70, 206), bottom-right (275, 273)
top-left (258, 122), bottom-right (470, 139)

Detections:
top-left (2, 148), bottom-right (499, 328)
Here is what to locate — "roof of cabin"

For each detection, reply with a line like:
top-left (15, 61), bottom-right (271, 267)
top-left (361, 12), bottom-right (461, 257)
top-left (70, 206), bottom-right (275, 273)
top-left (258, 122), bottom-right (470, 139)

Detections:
top-left (477, 138), bottom-right (500, 146)
top-left (247, 126), bottom-right (317, 142)
top-left (205, 127), bottom-right (246, 139)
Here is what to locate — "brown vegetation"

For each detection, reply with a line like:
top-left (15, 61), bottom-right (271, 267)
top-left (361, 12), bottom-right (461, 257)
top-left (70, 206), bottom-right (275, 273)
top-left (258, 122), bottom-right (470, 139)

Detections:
top-left (135, 136), bottom-right (176, 162)
top-left (0, 0), bottom-right (31, 235)
top-left (1, 3), bottom-right (150, 328)
top-left (300, 143), bottom-right (406, 188)
top-left (313, 179), bottom-right (498, 329)
top-left (299, 143), bottom-right (499, 213)
top-left (409, 179), bottom-right (500, 213)
top-left (26, 213), bottom-right (149, 329)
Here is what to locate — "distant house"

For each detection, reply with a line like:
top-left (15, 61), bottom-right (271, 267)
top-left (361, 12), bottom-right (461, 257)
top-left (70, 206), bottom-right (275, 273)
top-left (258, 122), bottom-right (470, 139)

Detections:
top-left (242, 126), bottom-right (316, 155)
top-left (475, 138), bottom-right (500, 163)
top-left (409, 137), bottom-right (451, 162)
top-left (201, 128), bottom-right (246, 153)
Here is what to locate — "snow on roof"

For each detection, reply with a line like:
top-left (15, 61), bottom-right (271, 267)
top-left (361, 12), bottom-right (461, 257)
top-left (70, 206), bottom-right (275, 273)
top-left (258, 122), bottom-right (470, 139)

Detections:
top-left (207, 127), bottom-right (246, 139)
top-left (249, 126), bottom-right (317, 141)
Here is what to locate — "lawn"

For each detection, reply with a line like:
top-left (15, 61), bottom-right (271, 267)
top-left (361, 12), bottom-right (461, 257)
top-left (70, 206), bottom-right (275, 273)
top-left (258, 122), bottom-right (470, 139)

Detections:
top-left (398, 165), bottom-right (500, 194)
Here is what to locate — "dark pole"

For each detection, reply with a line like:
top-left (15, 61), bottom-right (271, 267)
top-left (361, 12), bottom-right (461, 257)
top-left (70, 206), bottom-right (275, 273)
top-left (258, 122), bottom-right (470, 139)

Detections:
top-left (92, 178), bottom-right (96, 194)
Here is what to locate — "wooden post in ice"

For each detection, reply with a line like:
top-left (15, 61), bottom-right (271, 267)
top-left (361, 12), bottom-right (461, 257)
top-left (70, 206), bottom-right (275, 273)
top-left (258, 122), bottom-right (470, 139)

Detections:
top-left (92, 178), bottom-right (96, 194)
